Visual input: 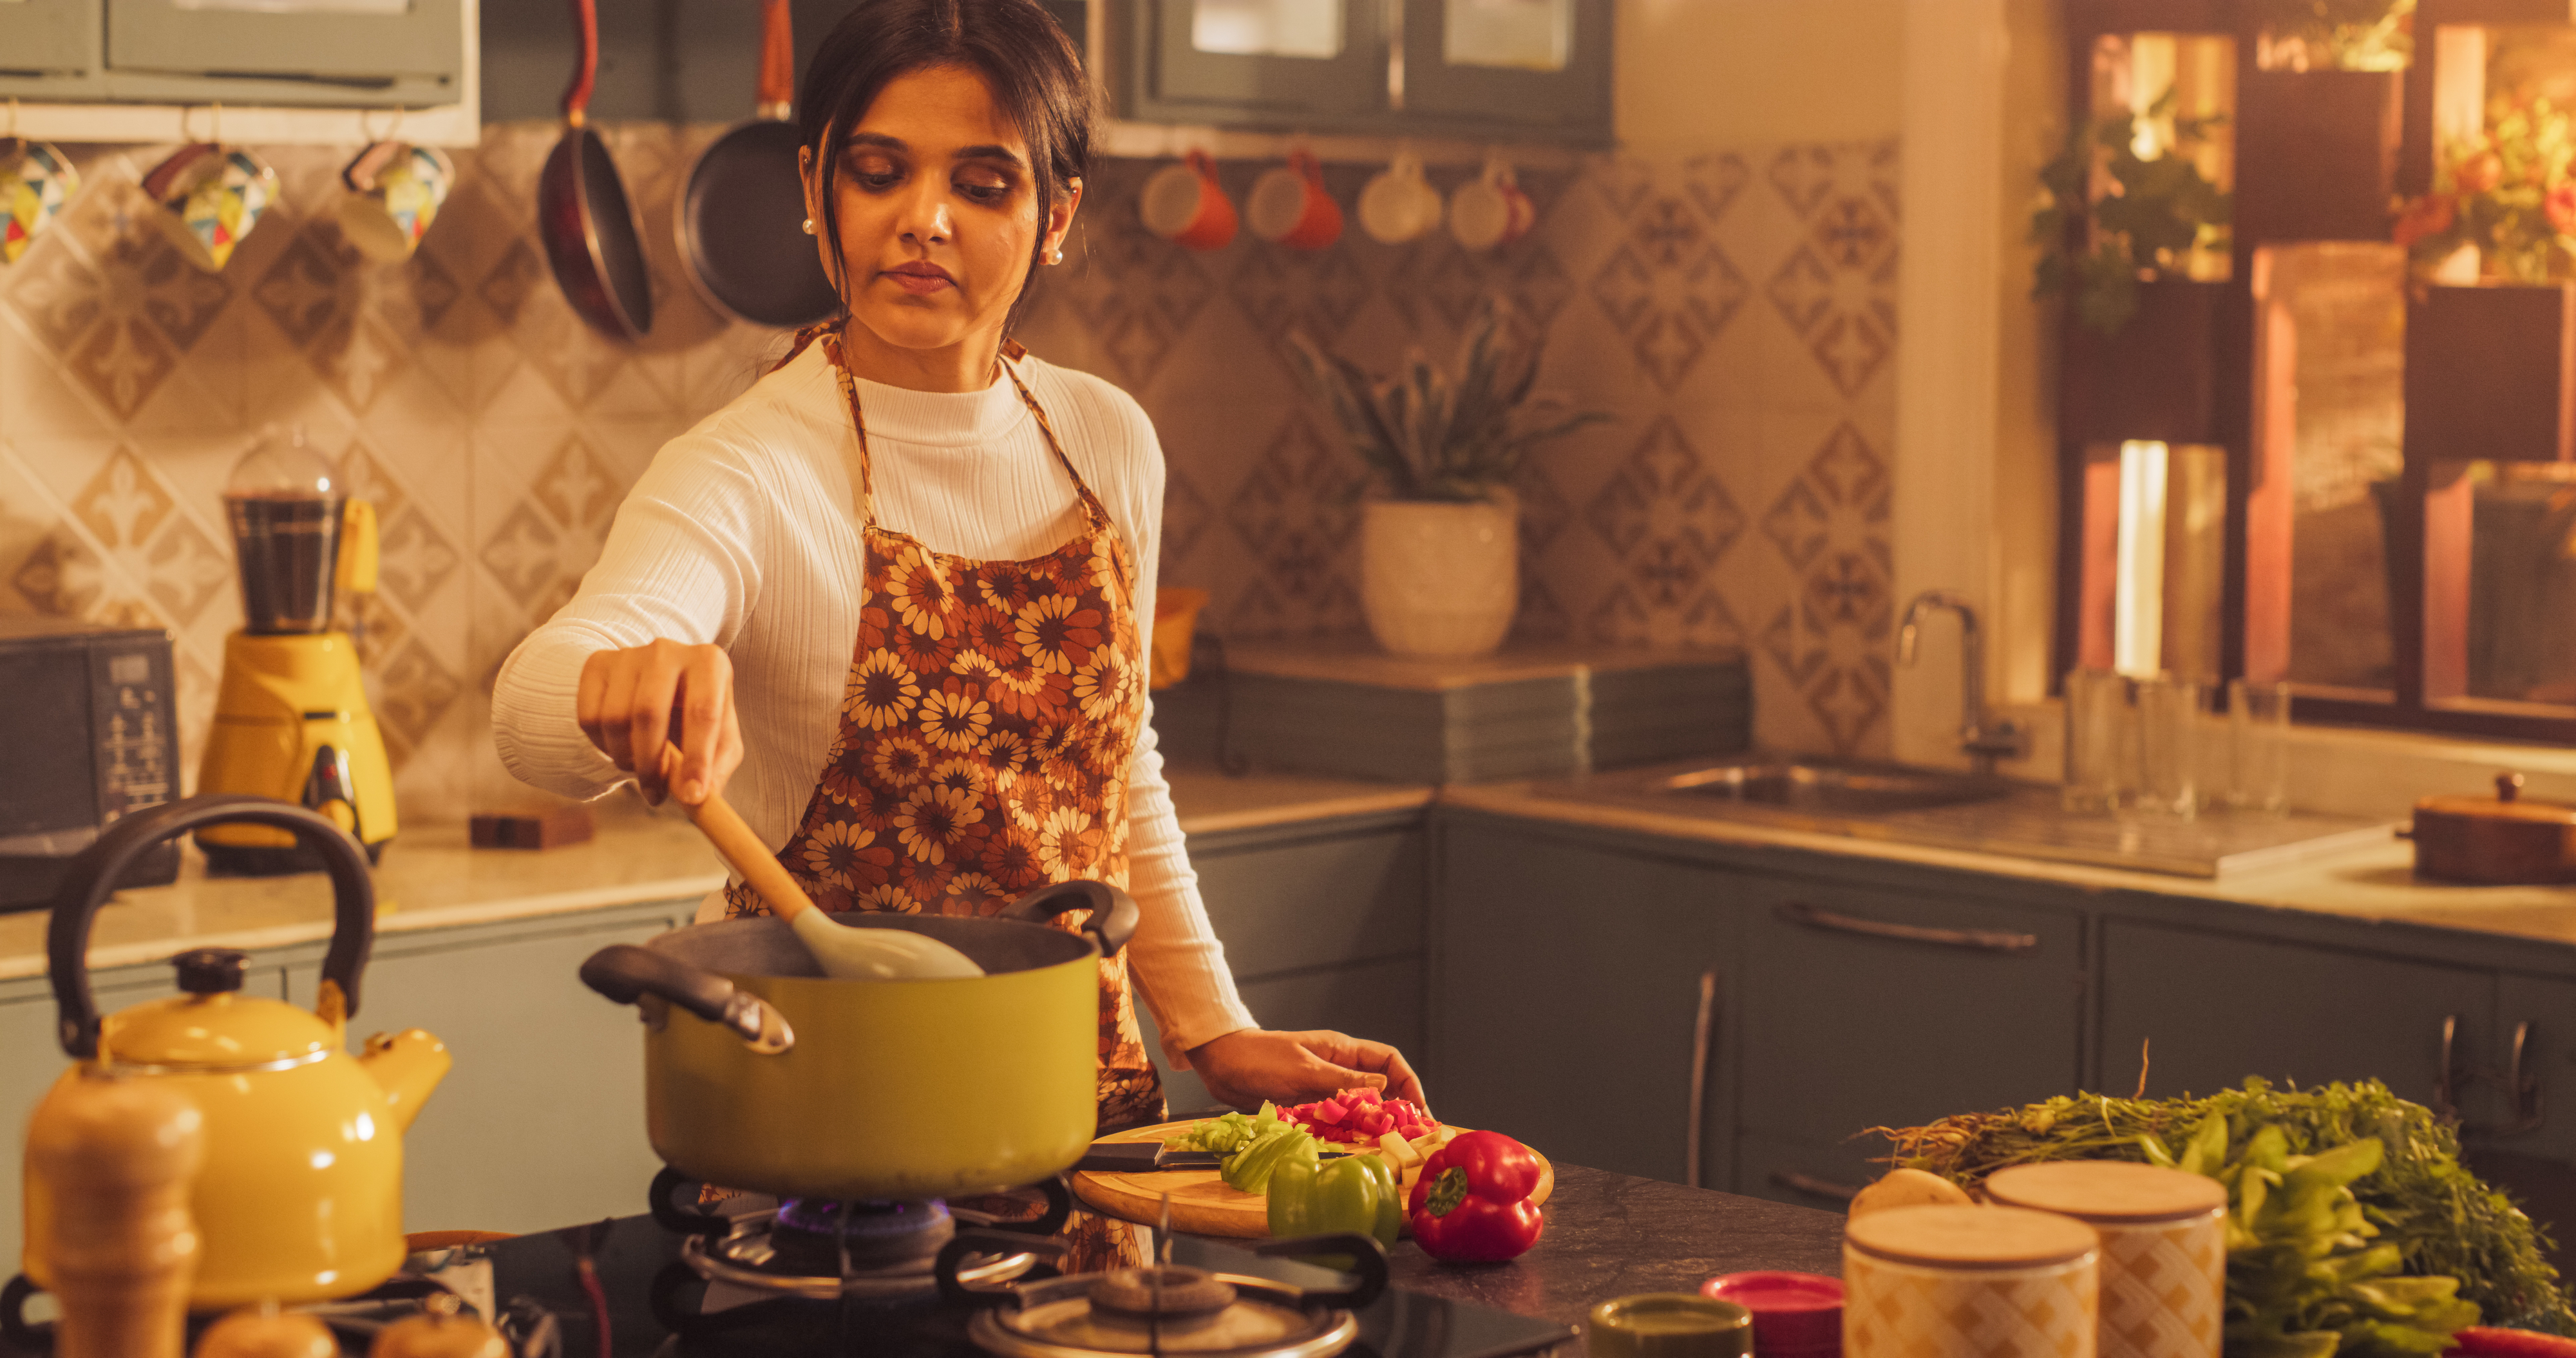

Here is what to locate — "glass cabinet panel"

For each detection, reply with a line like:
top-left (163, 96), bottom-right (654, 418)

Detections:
top-left (1192, 0), bottom-right (1341, 58)
top-left (1444, 0), bottom-right (1569, 71)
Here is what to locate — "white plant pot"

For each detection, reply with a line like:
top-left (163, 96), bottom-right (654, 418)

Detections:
top-left (1359, 498), bottom-right (1519, 659)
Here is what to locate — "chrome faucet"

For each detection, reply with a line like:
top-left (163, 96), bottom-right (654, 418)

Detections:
top-left (1897, 590), bottom-right (2029, 775)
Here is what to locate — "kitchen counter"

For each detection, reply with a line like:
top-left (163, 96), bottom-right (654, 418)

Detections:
top-left (1383, 1163), bottom-right (1843, 1326)
top-left (1443, 780), bottom-right (2576, 948)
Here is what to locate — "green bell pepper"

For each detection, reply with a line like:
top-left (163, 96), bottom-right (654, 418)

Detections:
top-left (1267, 1153), bottom-right (1400, 1248)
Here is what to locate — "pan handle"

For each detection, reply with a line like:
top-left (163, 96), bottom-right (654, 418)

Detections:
top-left (579, 945), bottom-right (793, 1054)
top-left (756, 0), bottom-right (795, 117)
top-left (1003, 880), bottom-right (1138, 959)
top-left (561, 0), bottom-right (597, 124)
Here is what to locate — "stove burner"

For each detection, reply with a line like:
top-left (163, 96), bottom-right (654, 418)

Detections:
top-left (772, 1198), bottom-right (957, 1272)
top-left (1088, 1267), bottom-right (1238, 1326)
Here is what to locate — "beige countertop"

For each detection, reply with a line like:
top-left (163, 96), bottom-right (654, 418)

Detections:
top-left (1440, 782), bottom-right (2576, 946)
top-left (26, 760), bottom-right (2576, 986)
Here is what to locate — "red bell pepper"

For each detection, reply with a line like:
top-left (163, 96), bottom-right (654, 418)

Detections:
top-left (1405, 1130), bottom-right (1544, 1262)
top-left (2448, 1329), bottom-right (2576, 1357)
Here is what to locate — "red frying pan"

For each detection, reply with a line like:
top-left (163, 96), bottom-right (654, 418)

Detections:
top-left (678, 0), bottom-right (840, 327)
top-left (538, 0), bottom-right (654, 339)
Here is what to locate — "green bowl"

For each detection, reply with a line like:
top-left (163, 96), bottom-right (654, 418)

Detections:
top-left (1586, 1294), bottom-right (1753, 1358)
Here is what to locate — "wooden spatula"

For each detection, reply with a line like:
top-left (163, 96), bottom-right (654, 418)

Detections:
top-left (656, 746), bottom-right (981, 980)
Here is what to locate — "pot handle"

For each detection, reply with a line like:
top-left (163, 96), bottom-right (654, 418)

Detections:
top-left (1253, 1232), bottom-right (1389, 1310)
top-left (578, 945), bottom-right (793, 1054)
top-left (1002, 880), bottom-right (1138, 959)
top-left (50, 795), bottom-right (374, 1061)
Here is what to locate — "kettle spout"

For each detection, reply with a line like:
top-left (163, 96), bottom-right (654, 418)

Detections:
top-left (357, 1029), bottom-right (451, 1133)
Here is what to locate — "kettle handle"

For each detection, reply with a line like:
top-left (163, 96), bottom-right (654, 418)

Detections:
top-left (50, 795), bottom-right (375, 1060)
top-left (1001, 880), bottom-right (1137, 959)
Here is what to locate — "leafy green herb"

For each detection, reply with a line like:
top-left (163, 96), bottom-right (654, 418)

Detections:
top-left (1879, 1079), bottom-right (2574, 1350)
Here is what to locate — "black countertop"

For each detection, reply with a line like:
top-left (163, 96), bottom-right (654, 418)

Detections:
top-left (1382, 1164), bottom-right (1847, 1327)
top-left (0, 1165), bottom-right (1846, 1355)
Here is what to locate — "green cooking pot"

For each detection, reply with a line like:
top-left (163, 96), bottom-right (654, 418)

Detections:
top-left (580, 880), bottom-right (1135, 1202)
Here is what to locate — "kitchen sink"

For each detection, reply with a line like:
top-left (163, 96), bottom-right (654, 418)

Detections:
top-left (1660, 758), bottom-right (2014, 814)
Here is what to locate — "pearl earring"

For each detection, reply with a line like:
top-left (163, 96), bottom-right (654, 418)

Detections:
top-left (802, 218), bottom-right (817, 235)
top-left (1045, 247), bottom-right (1064, 265)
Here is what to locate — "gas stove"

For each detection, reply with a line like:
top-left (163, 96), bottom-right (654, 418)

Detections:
top-left (480, 1194), bottom-right (1579, 1358)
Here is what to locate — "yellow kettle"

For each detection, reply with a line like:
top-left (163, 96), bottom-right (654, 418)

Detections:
top-left (26, 795), bottom-right (450, 1311)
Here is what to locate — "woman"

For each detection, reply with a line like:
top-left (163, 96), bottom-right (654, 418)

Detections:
top-left (493, 0), bottom-right (1421, 1267)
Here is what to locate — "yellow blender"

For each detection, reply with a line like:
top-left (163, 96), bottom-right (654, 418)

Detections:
top-left (196, 432), bottom-right (395, 872)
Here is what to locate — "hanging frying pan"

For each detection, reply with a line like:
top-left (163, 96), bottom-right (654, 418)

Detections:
top-left (678, 0), bottom-right (840, 327)
top-left (538, 0), bottom-right (653, 339)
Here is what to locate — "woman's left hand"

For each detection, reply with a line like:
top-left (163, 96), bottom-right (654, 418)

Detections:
top-left (1187, 1029), bottom-right (1427, 1115)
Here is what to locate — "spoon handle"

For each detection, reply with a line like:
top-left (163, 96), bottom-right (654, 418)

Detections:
top-left (658, 746), bottom-right (815, 922)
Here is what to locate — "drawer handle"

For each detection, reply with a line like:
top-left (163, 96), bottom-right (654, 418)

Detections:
top-left (1778, 901), bottom-right (2039, 955)
top-left (1686, 968), bottom-right (1717, 1189)
top-left (1771, 1168), bottom-right (1860, 1203)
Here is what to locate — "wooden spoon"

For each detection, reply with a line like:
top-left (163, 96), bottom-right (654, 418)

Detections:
top-left (656, 746), bottom-right (981, 980)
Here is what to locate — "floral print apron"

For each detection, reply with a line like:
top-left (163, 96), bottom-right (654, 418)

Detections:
top-left (726, 326), bottom-right (1162, 1270)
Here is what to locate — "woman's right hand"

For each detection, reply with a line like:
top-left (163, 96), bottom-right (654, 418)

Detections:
top-left (576, 639), bottom-right (743, 807)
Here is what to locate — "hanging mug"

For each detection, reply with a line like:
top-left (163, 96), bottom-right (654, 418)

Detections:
top-left (140, 135), bottom-right (278, 273)
top-left (337, 139), bottom-right (454, 263)
top-left (1450, 158), bottom-right (1533, 252)
top-left (1140, 149), bottom-right (1236, 251)
top-left (1245, 149), bottom-right (1341, 251)
top-left (1357, 151), bottom-right (1443, 245)
top-left (1, 133), bottom-right (80, 266)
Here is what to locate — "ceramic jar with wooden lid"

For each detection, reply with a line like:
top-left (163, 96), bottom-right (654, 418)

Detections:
top-left (1843, 1204), bottom-right (2101, 1358)
top-left (2410, 773), bottom-right (2576, 884)
top-left (1985, 1162), bottom-right (2227, 1358)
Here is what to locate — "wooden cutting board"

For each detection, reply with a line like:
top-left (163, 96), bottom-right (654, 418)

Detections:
top-left (1068, 1120), bottom-right (1553, 1239)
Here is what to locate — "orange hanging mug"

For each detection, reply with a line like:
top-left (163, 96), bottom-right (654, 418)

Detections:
top-left (1246, 150), bottom-right (1341, 251)
top-left (1140, 149), bottom-right (1237, 251)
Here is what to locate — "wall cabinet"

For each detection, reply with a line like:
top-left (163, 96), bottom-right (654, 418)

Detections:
top-left (1113, 0), bottom-right (1613, 145)
top-left (0, 0), bottom-right (466, 108)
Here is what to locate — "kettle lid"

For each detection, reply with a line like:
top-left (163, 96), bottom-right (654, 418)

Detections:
top-left (100, 948), bottom-right (334, 1069)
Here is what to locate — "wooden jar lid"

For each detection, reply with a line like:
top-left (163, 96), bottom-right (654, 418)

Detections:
top-left (1844, 1205), bottom-right (2099, 1270)
top-left (1985, 1162), bottom-right (2229, 1223)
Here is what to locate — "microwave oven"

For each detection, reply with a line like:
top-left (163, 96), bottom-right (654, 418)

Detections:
top-left (0, 616), bottom-right (182, 911)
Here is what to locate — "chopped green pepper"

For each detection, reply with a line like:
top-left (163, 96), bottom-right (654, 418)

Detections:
top-left (1221, 1123), bottom-right (1318, 1195)
top-left (1267, 1153), bottom-right (1400, 1248)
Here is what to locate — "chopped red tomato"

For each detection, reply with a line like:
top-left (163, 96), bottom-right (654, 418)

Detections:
top-left (1280, 1088), bottom-right (1437, 1145)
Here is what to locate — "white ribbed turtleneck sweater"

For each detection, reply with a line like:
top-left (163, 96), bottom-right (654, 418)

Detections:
top-left (492, 342), bottom-right (1256, 1064)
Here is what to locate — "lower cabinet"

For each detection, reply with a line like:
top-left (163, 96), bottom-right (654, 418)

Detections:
top-left (1732, 876), bottom-right (2083, 1205)
top-left (1432, 814), bottom-right (1733, 1187)
top-left (288, 903), bottom-right (693, 1235)
top-left (2098, 919), bottom-right (2491, 1111)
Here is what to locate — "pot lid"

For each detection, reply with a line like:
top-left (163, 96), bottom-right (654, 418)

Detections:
top-left (1844, 1204), bottom-right (2099, 1270)
top-left (100, 949), bottom-right (334, 1069)
top-left (969, 1267), bottom-right (1358, 1358)
top-left (2415, 773), bottom-right (2576, 825)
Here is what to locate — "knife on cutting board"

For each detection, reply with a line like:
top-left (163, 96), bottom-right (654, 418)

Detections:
top-left (1072, 1142), bottom-right (1350, 1173)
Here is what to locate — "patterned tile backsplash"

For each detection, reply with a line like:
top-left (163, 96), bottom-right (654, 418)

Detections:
top-left (0, 124), bottom-right (1897, 822)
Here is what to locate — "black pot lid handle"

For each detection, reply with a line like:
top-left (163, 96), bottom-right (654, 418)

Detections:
top-left (579, 944), bottom-right (792, 1054)
top-left (1001, 880), bottom-right (1139, 959)
top-left (50, 795), bottom-right (374, 1061)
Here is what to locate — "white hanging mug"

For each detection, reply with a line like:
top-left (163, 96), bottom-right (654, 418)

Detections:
top-left (1357, 151), bottom-right (1443, 245)
top-left (1450, 158), bottom-right (1533, 252)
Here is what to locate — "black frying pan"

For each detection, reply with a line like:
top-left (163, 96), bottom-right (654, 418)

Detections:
top-left (538, 0), bottom-right (653, 339)
top-left (679, 0), bottom-right (840, 328)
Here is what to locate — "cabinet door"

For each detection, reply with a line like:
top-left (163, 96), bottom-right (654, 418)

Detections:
top-left (2472, 976), bottom-right (2576, 1278)
top-left (2099, 920), bottom-right (2492, 1110)
top-left (1193, 825), bottom-right (1425, 979)
top-left (1399, 0), bottom-right (1610, 139)
top-left (1736, 876), bottom-right (2083, 1167)
top-left (104, 0), bottom-right (464, 108)
top-left (292, 906), bottom-right (690, 1236)
top-left (1135, 0), bottom-right (1389, 124)
top-left (1434, 818), bottom-right (1732, 1186)
top-left (0, 0), bottom-right (101, 95)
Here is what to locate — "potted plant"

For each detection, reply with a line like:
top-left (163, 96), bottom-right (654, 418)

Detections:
top-left (1286, 301), bottom-right (1606, 659)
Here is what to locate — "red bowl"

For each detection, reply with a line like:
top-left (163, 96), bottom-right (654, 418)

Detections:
top-left (1699, 1272), bottom-right (1844, 1357)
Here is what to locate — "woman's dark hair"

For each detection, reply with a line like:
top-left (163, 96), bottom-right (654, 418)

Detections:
top-left (800, 0), bottom-right (1095, 332)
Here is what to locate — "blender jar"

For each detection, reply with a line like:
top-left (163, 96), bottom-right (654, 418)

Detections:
top-left (224, 429), bottom-right (346, 635)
